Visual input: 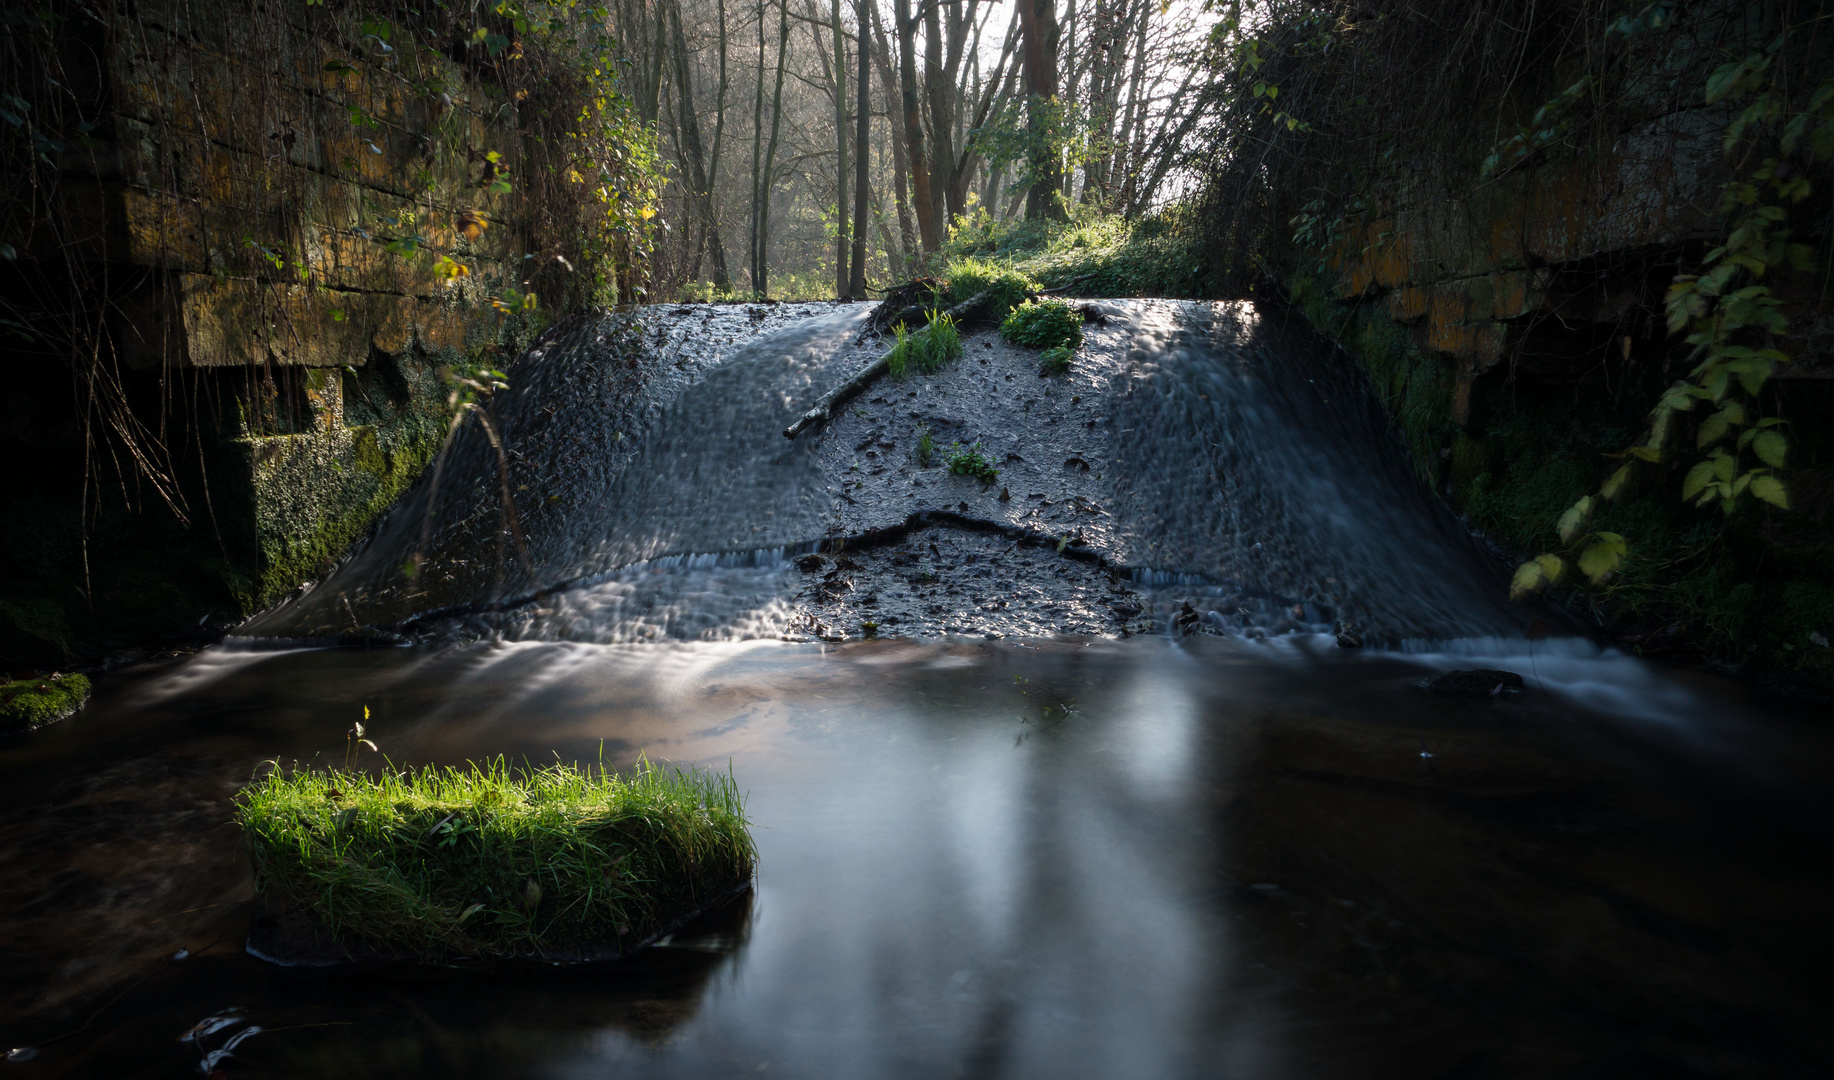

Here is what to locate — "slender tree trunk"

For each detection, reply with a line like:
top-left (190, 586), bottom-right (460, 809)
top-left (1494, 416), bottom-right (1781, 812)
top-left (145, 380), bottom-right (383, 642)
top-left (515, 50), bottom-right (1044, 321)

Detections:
top-left (750, 0), bottom-right (767, 292)
top-left (710, 0), bottom-right (732, 285)
top-left (894, 0), bottom-right (938, 251)
top-left (758, 0), bottom-right (791, 297)
top-left (849, 0), bottom-right (871, 298)
top-left (669, 0), bottom-right (730, 289)
top-left (831, 0), bottom-right (850, 296)
top-left (868, 4), bottom-right (917, 267)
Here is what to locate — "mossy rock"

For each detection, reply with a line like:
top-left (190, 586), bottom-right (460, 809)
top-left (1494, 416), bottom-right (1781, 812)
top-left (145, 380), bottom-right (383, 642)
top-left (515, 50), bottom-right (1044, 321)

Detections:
top-left (0, 672), bottom-right (90, 733)
top-left (238, 758), bottom-right (756, 966)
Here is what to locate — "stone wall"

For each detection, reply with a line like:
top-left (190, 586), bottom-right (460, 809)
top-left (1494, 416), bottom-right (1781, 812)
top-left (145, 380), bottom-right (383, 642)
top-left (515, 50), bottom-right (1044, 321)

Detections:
top-left (0, 0), bottom-right (544, 665)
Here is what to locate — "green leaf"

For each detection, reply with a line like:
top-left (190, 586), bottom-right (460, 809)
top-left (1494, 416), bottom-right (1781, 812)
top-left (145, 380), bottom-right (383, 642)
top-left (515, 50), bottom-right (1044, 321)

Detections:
top-left (1736, 357), bottom-right (1773, 396)
top-left (1712, 451), bottom-right (1737, 483)
top-left (1752, 429), bottom-right (1787, 468)
top-left (1750, 474), bottom-right (1789, 509)
top-left (1556, 496), bottom-right (1594, 545)
top-left (1578, 533), bottom-right (1626, 584)
top-left (1681, 460), bottom-right (1717, 502)
top-left (1694, 408), bottom-right (1723, 445)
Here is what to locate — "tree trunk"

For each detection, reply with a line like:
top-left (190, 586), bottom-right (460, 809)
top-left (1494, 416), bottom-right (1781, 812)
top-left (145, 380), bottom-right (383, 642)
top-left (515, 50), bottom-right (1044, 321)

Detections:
top-left (1017, 0), bottom-right (1066, 221)
top-left (750, 0), bottom-right (767, 293)
top-left (830, 0), bottom-right (850, 297)
top-left (758, 0), bottom-right (791, 297)
top-left (923, 0), bottom-right (954, 233)
top-left (868, 4), bottom-right (918, 268)
top-left (848, 0), bottom-right (871, 298)
top-left (894, 0), bottom-right (939, 252)
top-left (710, 0), bottom-right (732, 285)
top-left (669, 0), bottom-right (730, 290)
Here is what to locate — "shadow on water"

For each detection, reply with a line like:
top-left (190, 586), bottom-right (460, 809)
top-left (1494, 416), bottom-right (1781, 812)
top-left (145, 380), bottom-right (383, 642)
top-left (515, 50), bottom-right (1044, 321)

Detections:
top-left (1, 638), bottom-right (1830, 1078)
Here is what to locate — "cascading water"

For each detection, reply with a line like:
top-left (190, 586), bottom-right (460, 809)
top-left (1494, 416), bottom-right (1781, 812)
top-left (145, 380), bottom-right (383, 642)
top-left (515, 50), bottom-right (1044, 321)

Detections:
top-left (239, 299), bottom-right (1531, 647)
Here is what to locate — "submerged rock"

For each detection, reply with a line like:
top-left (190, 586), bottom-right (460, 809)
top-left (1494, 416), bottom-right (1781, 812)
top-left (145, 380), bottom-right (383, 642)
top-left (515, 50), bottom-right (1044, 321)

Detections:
top-left (1415, 669), bottom-right (1524, 696)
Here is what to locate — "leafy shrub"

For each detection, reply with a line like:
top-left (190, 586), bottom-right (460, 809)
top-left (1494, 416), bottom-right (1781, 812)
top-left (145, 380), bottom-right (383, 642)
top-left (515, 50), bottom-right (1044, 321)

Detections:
top-left (1001, 299), bottom-right (1084, 351)
top-left (945, 257), bottom-right (1038, 317)
top-left (1039, 346), bottom-right (1074, 374)
top-left (947, 441), bottom-right (999, 482)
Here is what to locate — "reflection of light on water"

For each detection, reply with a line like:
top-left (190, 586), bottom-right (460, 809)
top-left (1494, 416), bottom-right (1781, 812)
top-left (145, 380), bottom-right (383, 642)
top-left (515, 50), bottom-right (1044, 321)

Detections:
top-left (1396, 636), bottom-right (1707, 726)
top-left (1112, 648), bottom-right (1199, 796)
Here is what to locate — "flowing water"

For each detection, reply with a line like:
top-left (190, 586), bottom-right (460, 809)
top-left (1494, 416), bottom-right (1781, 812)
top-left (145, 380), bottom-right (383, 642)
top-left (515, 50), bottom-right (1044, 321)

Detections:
top-left (3, 302), bottom-right (1829, 1078)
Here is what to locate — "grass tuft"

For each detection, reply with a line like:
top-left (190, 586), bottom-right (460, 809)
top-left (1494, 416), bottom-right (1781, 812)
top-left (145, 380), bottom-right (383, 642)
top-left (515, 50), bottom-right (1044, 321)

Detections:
top-left (236, 756), bottom-right (755, 961)
top-left (947, 441), bottom-right (999, 482)
top-left (888, 312), bottom-right (965, 377)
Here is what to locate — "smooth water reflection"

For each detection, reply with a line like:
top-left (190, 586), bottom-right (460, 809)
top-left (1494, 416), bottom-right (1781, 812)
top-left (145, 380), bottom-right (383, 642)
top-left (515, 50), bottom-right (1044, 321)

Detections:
top-left (1, 638), bottom-right (1830, 1078)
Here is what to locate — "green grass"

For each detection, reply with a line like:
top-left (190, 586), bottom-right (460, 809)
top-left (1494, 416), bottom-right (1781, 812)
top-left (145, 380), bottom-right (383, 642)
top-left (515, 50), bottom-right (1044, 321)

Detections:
top-left (938, 204), bottom-right (1215, 298)
top-left (943, 257), bottom-right (1038, 317)
top-left (236, 756), bottom-right (755, 961)
top-left (1039, 345), bottom-right (1075, 374)
top-left (888, 311), bottom-right (965, 377)
top-left (0, 672), bottom-right (89, 732)
top-left (1000, 299), bottom-right (1083, 351)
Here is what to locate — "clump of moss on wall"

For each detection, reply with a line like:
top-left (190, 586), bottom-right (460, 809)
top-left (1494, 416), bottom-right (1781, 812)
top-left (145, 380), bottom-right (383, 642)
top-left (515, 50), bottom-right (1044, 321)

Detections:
top-left (1287, 274), bottom-right (1456, 488)
top-left (247, 348), bottom-right (452, 608)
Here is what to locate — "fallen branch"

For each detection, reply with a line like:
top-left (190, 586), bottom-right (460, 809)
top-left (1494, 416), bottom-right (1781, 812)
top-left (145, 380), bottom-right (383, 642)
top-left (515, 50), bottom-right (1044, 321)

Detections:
top-left (1038, 272), bottom-right (1097, 295)
top-left (783, 289), bottom-right (992, 440)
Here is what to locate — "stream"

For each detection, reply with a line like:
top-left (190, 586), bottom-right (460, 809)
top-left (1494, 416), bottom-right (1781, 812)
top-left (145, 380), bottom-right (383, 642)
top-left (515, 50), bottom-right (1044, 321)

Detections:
top-left (2, 301), bottom-right (1829, 1078)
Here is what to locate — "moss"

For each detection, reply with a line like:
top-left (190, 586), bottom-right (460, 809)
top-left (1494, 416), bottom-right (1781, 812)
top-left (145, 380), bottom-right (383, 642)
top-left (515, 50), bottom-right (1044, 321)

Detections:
top-left (0, 672), bottom-right (90, 732)
top-left (237, 757), bottom-right (755, 962)
top-left (938, 206), bottom-right (1219, 300)
top-left (1290, 288), bottom-right (1834, 689)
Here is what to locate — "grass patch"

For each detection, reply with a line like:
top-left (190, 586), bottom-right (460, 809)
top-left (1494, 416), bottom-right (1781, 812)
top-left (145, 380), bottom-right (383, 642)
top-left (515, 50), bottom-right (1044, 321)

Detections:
top-left (939, 205), bottom-right (1215, 298)
top-left (947, 441), bottom-right (999, 482)
top-left (1039, 345), bottom-right (1075, 374)
top-left (237, 756), bottom-right (755, 962)
top-left (888, 311), bottom-right (965, 377)
top-left (1000, 299), bottom-right (1084, 351)
top-left (0, 672), bottom-right (89, 732)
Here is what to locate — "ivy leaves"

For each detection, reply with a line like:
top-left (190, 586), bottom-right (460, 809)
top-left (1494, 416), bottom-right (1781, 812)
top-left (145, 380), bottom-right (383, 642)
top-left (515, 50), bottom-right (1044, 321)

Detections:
top-left (1512, 39), bottom-right (1827, 605)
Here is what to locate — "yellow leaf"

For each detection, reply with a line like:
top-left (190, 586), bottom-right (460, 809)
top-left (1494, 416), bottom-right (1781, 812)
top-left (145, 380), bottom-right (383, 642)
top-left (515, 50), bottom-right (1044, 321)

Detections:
top-left (1535, 554), bottom-right (1566, 585)
top-left (1510, 560), bottom-right (1545, 600)
top-left (1556, 496), bottom-right (1594, 546)
top-left (1599, 464), bottom-right (1633, 499)
top-left (1578, 533), bottom-right (1626, 584)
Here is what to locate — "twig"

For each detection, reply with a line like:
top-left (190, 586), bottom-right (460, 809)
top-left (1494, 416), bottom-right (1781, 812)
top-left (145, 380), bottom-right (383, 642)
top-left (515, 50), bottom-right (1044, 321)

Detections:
top-left (782, 288), bottom-right (992, 439)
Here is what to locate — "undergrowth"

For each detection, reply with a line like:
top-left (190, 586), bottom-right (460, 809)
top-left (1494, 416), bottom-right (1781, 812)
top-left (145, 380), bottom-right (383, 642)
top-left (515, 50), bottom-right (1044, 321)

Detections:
top-left (939, 205), bottom-right (1214, 298)
top-left (236, 756), bottom-right (755, 960)
top-left (1000, 299), bottom-right (1084, 351)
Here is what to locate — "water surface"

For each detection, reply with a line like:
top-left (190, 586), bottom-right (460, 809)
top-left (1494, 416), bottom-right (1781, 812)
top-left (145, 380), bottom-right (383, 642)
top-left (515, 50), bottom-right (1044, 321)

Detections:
top-left (2, 636), bottom-right (1828, 1078)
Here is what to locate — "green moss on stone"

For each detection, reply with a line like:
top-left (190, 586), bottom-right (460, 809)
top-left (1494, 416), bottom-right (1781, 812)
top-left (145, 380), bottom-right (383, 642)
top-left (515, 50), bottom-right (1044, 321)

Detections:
top-left (1, 672), bottom-right (90, 732)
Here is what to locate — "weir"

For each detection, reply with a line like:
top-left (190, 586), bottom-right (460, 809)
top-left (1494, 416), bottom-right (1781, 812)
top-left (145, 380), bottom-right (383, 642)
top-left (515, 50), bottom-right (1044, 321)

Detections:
top-left (240, 300), bottom-right (1529, 647)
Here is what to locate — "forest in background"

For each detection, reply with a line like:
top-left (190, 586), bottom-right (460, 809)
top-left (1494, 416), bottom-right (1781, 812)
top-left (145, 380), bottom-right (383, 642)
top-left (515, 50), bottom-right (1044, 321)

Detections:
top-left (603, 0), bottom-right (1219, 299)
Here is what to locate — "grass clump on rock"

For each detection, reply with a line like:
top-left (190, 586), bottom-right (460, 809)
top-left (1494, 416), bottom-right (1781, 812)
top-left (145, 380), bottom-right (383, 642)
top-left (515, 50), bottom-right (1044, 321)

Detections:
top-left (1, 672), bottom-right (90, 732)
top-left (888, 310), bottom-right (965, 377)
top-left (1000, 299), bottom-right (1084, 352)
top-left (237, 756), bottom-right (755, 963)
